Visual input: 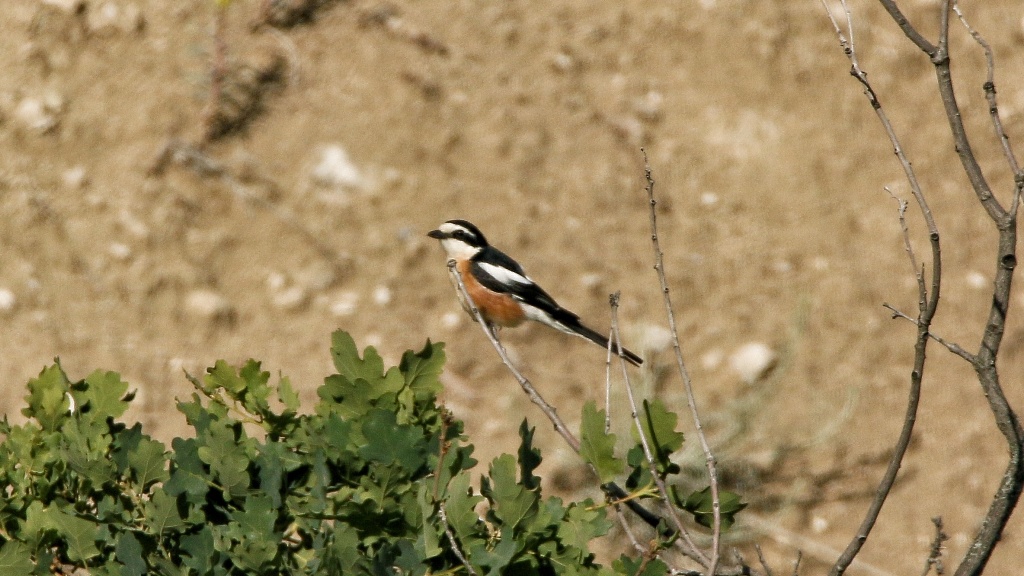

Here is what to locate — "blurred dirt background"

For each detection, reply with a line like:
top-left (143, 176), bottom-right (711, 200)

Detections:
top-left (3, 0), bottom-right (1024, 573)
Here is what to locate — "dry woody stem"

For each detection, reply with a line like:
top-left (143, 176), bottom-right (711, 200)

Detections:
top-left (822, 1), bottom-right (1023, 575)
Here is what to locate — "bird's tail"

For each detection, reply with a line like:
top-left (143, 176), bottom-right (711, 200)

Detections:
top-left (567, 320), bottom-right (644, 367)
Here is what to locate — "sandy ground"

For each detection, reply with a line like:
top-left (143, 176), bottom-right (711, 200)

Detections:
top-left (2, 0), bottom-right (1024, 573)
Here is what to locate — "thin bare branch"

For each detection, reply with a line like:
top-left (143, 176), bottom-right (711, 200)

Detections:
top-left (876, 0), bottom-right (936, 54)
top-left (641, 149), bottom-right (723, 575)
top-left (792, 551), bottom-right (802, 576)
top-left (882, 304), bottom-right (973, 361)
top-left (885, 189), bottom-right (925, 299)
top-left (754, 544), bottom-right (775, 576)
top-left (826, 1), bottom-right (1024, 574)
top-left (604, 327), bottom-right (614, 434)
top-left (822, 2), bottom-right (942, 575)
top-left (437, 502), bottom-right (477, 576)
top-left (952, 2), bottom-right (1021, 179)
top-left (609, 293), bottom-right (703, 559)
top-left (920, 516), bottom-right (948, 576)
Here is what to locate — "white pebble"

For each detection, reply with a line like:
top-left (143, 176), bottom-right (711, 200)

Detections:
top-left (42, 0), bottom-right (84, 12)
top-left (108, 242), bottom-right (132, 261)
top-left (639, 324), bottom-right (673, 354)
top-left (811, 516), bottom-right (829, 534)
top-left (551, 51), bottom-right (575, 72)
top-left (295, 262), bottom-right (337, 292)
top-left (86, 2), bottom-right (144, 34)
top-left (373, 285), bottom-right (392, 306)
top-left (118, 210), bottom-right (150, 239)
top-left (633, 90), bottom-right (664, 121)
top-left (700, 192), bottom-right (719, 206)
top-left (728, 342), bottom-right (777, 384)
top-left (185, 289), bottom-right (233, 320)
top-left (271, 285), bottom-right (308, 311)
top-left (701, 348), bottom-right (724, 370)
top-left (579, 273), bottom-right (603, 290)
top-left (330, 292), bottom-right (360, 317)
top-left (14, 95), bottom-right (62, 133)
top-left (311, 144), bottom-right (364, 190)
top-left (965, 271), bottom-right (987, 289)
top-left (0, 288), bottom-right (16, 314)
top-left (62, 166), bottom-right (89, 189)
top-left (441, 311), bottom-right (462, 329)
top-left (266, 271), bottom-right (287, 291)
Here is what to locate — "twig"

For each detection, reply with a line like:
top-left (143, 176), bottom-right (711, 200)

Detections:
top-left (641, 149), bottom-right (723, 576)
top-left (754, 544), bottom-right (775, 576)
top-left (610, 293), bottom-right (707, 564)
top-left (881, 304), bottom-right (972, 361)
top-left (605, 326), bottom-right (614, 434)
top-left (951, 2), bottom-right (1021, 182)
top-left (792, 551), bottom-right (802, 576)
top-left (827, 2), bottom-right (1024, 574)
top-left (820, 3), bottom-right (941, 576)
top-left (612, 503), bottom-right (647, 555)
top-left (884, 189), bottom-right (920, 285)
top-left (920, 516), bottom-right (948, 576)
top-left (437, 502), bottom-right (477, 576)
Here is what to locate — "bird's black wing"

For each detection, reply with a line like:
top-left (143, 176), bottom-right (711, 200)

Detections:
top-left (470, 248), bottom-right (574, 321)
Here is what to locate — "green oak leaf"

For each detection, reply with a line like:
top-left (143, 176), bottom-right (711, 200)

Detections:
top-left (579, 402), bottom-right (623, 483)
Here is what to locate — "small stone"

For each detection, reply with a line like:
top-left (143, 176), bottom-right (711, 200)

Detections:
top-left (633, 90), bottom-right (664, 121)
top-left (118, 209), bottom-right (150, 239)
top-left (330, 291), bottom-right (360, 317)
top-left (700, 192), bottom-right (719, 206)
top-left (62, 166), bottom-right (89, 189)
top-left (186, 289), bottom-right (234, 320)
top-left (311, 144), bottom-right (364, 190)
top-left (441, 311), bottom-right (462, 329)
top-left (108, 242), bottom-right (132, 261)
top-left (811, 516), bottom-right (829, 534)
top-left (373, 285), bottom-right (392, 306)
top-left (701, 348), bottom-right (724, 370)
top-left (966, 271), bottom-right (987, 289)
top-left (0, 288), bottom-right (16, 314)
top-left (551, 51), bottom-right (575, 73)
top-left (640, 324), bottom-right (673, 354)
top-left (271, 285), bottom-right (308, 311)
top-left (729, 342), bottom-right (777, 384)
top-left (266, 271), bottom-right (287, 291)
top-left (14, 95), bottom-right (62, 133)
top-left (295, 262), bottom-right (336, 292)
top-left (579, 273), bottom-right (603, 291)
top-left (87, 2), bottom-right (144, 34)
top-left (41, 0), bottom-right (83, 12)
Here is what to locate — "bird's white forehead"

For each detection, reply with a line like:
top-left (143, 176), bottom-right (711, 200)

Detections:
top-left (438, 222), bottom-right (471, 235)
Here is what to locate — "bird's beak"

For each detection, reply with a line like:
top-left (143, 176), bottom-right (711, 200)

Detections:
top-left (427, 229), bottom-right (446, 239)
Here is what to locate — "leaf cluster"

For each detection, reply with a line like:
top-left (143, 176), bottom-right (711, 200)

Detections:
top-left (579, 400), bottom-right (747, 534)
top-left (0, 331), bottom-right (637, 575)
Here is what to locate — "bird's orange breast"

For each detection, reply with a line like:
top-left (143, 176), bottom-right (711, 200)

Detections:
top-left (456, 259), bottom-right (527, 327)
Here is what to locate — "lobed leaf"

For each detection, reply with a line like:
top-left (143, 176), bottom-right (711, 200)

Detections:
top-left (579, 402), bottom-right (623, 484)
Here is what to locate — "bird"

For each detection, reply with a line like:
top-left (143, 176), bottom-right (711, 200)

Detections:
top-left (427, 219), bottom-right (643, 366)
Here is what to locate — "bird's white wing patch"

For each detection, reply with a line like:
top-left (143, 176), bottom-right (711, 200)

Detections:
top-left (519, 302), bottom-right (576, 335)
top-left (478, 262), bottom-right (532, 286)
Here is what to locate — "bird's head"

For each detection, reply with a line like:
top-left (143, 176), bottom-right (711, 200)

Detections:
top-left (427, 220), bottom-right (488, 260)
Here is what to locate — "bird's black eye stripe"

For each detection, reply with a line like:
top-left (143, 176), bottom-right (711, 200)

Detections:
top-left (453, 230), bottom-right (472, 242)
